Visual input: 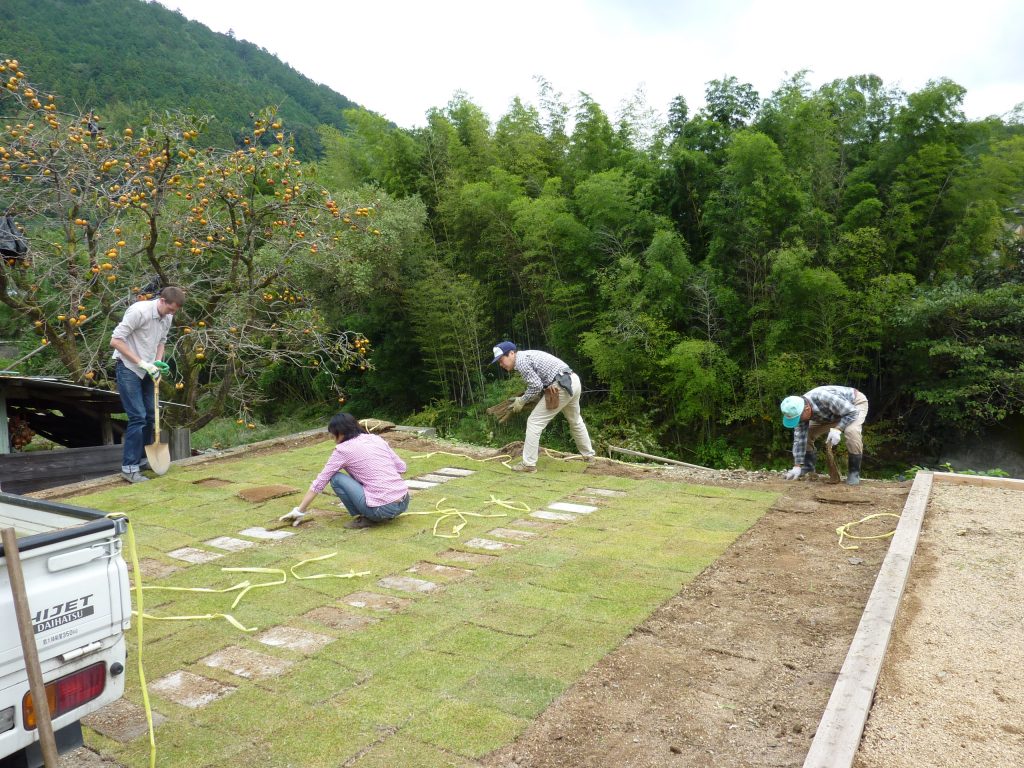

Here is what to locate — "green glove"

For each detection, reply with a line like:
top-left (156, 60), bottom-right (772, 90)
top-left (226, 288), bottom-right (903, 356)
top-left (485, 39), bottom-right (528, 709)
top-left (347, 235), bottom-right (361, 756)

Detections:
top-left (153, 361), bottom-right (171, 376)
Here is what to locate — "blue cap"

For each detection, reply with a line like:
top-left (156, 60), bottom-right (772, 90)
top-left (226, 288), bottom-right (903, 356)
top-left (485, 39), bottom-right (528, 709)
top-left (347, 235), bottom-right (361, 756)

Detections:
top-left (491, 341), bottom-right (516, 364)
top-left (780, 396), bottom-right (805, 428)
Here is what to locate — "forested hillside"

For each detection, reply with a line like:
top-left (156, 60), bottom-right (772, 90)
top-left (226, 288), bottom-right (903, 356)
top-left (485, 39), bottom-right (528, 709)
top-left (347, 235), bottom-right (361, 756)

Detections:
top-left (1, 26), bottom-right (1022, 471)
top-left (0, 0), bottom-right (362, 157)
top-left (314, 77), bottom-right (1024, 468)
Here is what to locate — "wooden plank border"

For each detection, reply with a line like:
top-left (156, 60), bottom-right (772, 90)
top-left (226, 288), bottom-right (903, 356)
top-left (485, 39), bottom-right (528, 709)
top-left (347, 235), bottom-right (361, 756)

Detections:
top-left (804, 469), bottom-right (1024, 767)
top-left (803, 471), bottom-right (933, 767)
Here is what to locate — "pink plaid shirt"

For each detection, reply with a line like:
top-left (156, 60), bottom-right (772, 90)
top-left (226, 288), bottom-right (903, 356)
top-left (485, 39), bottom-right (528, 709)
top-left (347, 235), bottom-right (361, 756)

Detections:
top-left (310, 433), bottom-right (408, 507)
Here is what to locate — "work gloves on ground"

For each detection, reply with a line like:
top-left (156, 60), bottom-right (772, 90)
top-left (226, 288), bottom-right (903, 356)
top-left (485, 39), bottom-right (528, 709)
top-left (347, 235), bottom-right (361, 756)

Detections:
top-left (509, 396), bottom-right (526, 413)
top-left (140, 360), bottom-right (170, 379)
top-left (278, 507), bottom-right (306, 527)
top-left (826, 428), bottom-right (842, 447)
top-left (784, 466), bottom-right (803, 480)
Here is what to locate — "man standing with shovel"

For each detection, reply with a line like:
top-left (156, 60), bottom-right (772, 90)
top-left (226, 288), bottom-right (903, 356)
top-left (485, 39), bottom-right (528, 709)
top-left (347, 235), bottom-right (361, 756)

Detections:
top-left (780, 385), bottom-right (869, 485)
top-left (110, 286), bottom-right (185, 483)
top-left (490, 341), bottom-right (596, 472)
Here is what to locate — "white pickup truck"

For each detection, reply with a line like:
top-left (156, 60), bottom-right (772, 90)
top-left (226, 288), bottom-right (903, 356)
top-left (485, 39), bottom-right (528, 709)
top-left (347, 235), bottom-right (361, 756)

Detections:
top-left (0, 492), bottom-right (132, 767)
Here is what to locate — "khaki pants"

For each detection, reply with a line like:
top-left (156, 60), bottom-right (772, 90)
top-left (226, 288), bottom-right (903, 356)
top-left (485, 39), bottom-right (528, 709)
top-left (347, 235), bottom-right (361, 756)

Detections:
top-left (807, 391), bottom-right (869, 454)
top-left (523, 372), bottom-right (595, 466)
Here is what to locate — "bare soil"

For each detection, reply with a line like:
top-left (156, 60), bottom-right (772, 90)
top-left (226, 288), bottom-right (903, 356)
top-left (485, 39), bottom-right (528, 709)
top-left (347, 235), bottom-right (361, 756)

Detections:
top-left (481, 460), bottom-right (912, 768)
top-left (854, 483), bottom-right (1024, 767)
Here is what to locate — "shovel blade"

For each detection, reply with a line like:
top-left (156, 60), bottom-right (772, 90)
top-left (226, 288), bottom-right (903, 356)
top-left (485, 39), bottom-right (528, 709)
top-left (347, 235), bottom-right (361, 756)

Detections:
top-left (145, 442), bottom-right (171, 476)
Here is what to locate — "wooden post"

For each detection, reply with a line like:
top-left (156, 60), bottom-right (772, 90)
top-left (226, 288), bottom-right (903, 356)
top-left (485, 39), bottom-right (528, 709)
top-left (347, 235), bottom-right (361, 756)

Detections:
top-left (607, 444), bottom-right (709, 470)
top-left (1, 528), bottom-right (60, 767)
top-left (0, 394), bottom-right (9, 454)
top-left (169, 427), bottom-right (191, 462)
top-left (100, 413), bottom-right (114, 446)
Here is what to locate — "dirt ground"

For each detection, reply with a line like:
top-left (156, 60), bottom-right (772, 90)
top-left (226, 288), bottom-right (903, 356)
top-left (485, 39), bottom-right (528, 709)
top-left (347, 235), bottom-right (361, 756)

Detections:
top-left (854, 482), bottom-right (1024, 768)
top-left (479, 458), bottom-right (912, 768)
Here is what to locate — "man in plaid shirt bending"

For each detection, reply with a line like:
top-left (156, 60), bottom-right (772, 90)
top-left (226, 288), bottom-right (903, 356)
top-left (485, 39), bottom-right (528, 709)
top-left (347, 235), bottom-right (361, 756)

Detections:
top-left (491, 341), bottom-right (596, 472)
top-left (780, 385), bottom-right (869, 485)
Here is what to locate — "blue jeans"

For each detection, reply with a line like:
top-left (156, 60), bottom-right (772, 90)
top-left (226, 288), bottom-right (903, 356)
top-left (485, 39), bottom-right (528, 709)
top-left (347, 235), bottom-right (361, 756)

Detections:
top-left (329, 472), bottom-right (410, 523)
top-left (116, 362), bottom-right (155, 472)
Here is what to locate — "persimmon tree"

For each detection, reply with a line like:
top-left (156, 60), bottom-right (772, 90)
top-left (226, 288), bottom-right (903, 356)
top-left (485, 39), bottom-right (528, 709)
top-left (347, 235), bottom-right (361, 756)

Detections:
top-left (0, 57), bottom-right (380, 429)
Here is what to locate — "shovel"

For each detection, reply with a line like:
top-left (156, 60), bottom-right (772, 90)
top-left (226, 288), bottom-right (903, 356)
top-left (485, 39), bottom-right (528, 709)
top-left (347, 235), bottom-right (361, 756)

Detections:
top-left (824, 442), bottom-right (842, 484)
top-left (144, 377), bottom-right (171, 475)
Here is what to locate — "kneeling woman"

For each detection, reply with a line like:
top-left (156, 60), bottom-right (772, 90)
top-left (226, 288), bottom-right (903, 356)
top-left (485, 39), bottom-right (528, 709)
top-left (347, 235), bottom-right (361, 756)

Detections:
top-left (281, 413), bottom-right (410, 529)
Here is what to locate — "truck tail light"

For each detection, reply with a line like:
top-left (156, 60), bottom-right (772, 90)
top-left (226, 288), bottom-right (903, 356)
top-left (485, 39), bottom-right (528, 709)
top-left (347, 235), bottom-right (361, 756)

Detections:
top-left (22, 662), bottom-right (106, 729)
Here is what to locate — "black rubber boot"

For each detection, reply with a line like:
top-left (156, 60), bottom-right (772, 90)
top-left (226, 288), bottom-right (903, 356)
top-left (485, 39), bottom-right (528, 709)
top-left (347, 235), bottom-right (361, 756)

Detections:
top-left (847, 453), bottom-right (862, 485)
top-left (801, 449), bottom-right (817, 478)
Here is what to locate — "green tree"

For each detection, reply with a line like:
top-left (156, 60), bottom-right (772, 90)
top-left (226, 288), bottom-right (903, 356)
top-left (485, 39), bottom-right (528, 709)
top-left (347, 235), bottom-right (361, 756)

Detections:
top-left (888, 281), bottom-right (1024, 444)
top-left (660, 338), bottom-right (739, 442)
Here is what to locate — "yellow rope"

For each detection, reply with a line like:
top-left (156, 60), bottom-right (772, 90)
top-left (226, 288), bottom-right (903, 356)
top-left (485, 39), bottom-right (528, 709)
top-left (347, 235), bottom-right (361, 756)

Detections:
top-left (290, 552), bottom-right (370, 581)
top-left (483, 494), bottom-right (530, 514)
top-left (403, 497), bottom-right (511, 538)
top-left (131, 557), bottom-right (369, 627)
top-left (836, 513), bottom-right (900, 550)
top-left (105, 514), bottom-right (157, 768)
top-left (141, 580), bottom-right (252, 595)
top-left (410, 450), bottom-right (515, 468)
top-left (134, 611), bottom-right (256, 632)
top-left (220, 567), bottom-right (287, 609)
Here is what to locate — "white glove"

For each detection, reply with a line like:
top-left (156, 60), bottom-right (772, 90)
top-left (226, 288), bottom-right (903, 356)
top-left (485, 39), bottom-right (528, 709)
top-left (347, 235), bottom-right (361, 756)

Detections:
top-left (827, 428), bottom-right (842, 447)
top-left (510, 397), bottom-right (525, 413)
top-left (784, 466), bottom-right (802, 480)
top-left (278, 507), bottom-right (306, 527)
top-left (139, 361), bottom-right (160, 378)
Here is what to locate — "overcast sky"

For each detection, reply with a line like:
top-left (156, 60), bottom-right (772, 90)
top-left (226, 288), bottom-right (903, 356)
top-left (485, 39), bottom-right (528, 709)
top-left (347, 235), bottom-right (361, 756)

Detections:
top-left (155, 0), bottom-right (1023, 128)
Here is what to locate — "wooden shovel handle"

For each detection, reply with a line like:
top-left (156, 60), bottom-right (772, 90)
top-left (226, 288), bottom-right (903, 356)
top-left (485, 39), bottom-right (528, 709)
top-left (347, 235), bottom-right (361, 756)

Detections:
top-left (1, 528), bottom-right (60, 767)
top-left (825, 442), bottom-right (842, 484)
top-left (152, 377), bottom-right (160, 443)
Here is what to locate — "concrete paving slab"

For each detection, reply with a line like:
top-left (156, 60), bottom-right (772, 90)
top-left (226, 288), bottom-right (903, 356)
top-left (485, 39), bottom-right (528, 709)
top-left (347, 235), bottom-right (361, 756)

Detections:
top-left (167, 546), bottom-right (224, 564)
top-left (487, 527), bottom-right (539, 542)
top-left (341, 591), bottom-right (414, 613)
top-left (136, 558), bottom-right (181, 580)
top-left (507, 519), bottom-right (559, 532)
top-left (407, 561), bottom-right (473, 581)
top-left (567, 494), bottom-right (608, 506)
top-left (378, 575), bottom-right (441, 594)
top-left (56, 746), bottom-right (120, 767)
top-left (257, 626), bottom-right (335, 654)
top-left (548, 501), bottom-right (598, 514)
top-left (530, 510), bottom-right (577, 523)
top-left (435, 549), bottom-right (499, 567)
top-left (464, 537), bottom-right (521, 551)
top-left (582, 487), bottom-right (626, 497)
top-left (433, 467), bottom-right (477, 477)
top-left (406, 479), bottom-right (438, 490)
top-left (238, 526), bottom-right (295, 540)
top-left (149, 670), bottom-right (236, 709)
top-left (304, 606), bottom-right (381, 631)
top-left (205, 536), bottom-right (256, 552)
top-left (418, 473), bottom-right (455, 483)
top-left (82, 697), bottom-right (167, 742)
top-left (200, 646), bottom-right (294, 679)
